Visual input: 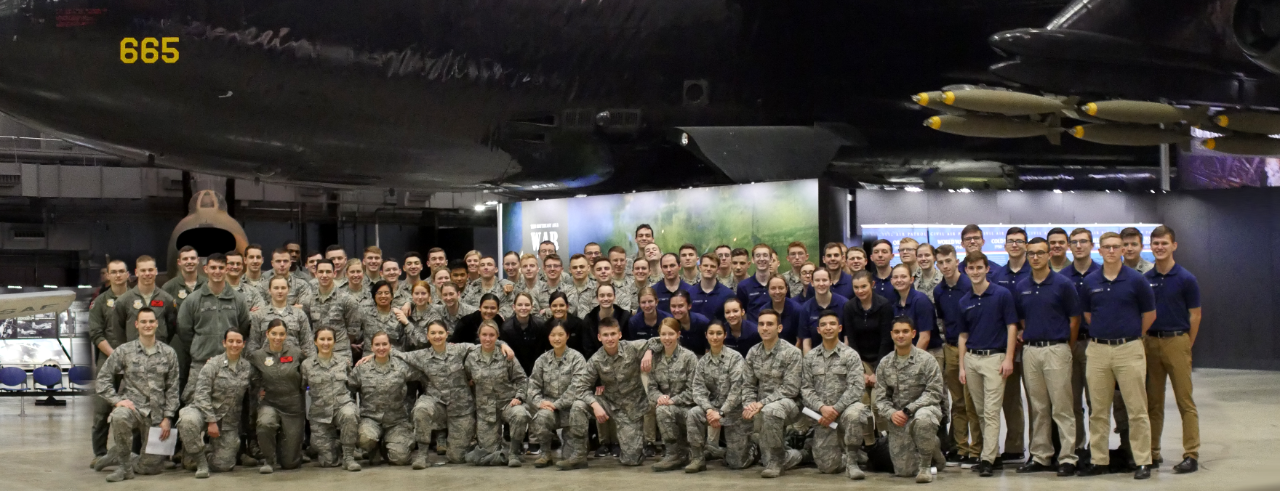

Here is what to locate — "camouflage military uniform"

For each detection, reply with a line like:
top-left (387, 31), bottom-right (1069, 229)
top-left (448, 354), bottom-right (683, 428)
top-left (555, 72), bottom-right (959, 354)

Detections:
top-left (397, 344), bottom-right (481, 464)
top-left (358, 284), bottom-right (410, 312)
top-left (428, 302), bottom-right (476, 336)
top-left (646, 346), bottom-right (699, 463)
top-left (742, 340), bottom-right (805, 472)
top-left (95, 339), bottom-right (181, 477)
top-left (913, 268), bottom-right (942, 304)
top-left (402, 305), bottom-right (441, 351)
top-left (250, 345), bottom-right (307, 470)
top-left (801, 342), bottom-right (869, 475)
top-left (611, 277), bottom-right (636, 312)
top-left (873, 346), bottom-right (945, 477)
top-left (348, 356), bottom-right (420, 466)
top-left (308, 287), bottom-right (361, 354)
top-left (162, 275), bottom-right (206, 312)
top-left (260, 270), bottom-right (313, 307)
top-left (464, 347), bottom-right (531, 466)
top-left (564, 279), bottom-right (598, 318)
top-left (248, 304), bottom-right (315, 359)
top-left (533, 279), bottom-right (570, 313)
top-left (511, 280), bottom-right (545, 312)
top-left (242, 274), bottom-right (269, 297)
top-left (301, 354), bottom-right (358, 467)
top-left (781, 270), bottom-right (805, 299)
top-left (227, 280), bottom-right (265, 311)
top-left (687, 348), bottom-right (756, 469)
top-left (109, 287), bottom-right (179, 345)
top-left (575, 338), bottom-right (662, 466)
top-left (528, 348), bottom-right (591, 464)
top-left (719, 274), bottom-right (738, 292)
top-left (462, 278), bottom-right (517, 317)
top-left (358, 305), bottom-right (407, 352)
top-left (177, 353), bottom-right (251, 473)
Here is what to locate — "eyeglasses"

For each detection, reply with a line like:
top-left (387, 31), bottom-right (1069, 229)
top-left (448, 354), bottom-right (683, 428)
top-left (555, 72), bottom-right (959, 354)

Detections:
top-left (1069, 240), bottom-right (1092, 246)
top-left (1026, 251), bottom-right (1048, 257)
top-left (1100, 245), bottom-right (1122, 251)
top-left (962, 237), bottom-right (982, 243)
top-left (1006, 239), bottom-right (1026, 245)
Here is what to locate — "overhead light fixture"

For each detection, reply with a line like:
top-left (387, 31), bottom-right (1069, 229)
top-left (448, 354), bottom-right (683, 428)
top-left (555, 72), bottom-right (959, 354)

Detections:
top-left (1053, 189), bottom-right (1062, 194)
top-left (903, 186), bottom-right (923, 192)
top-left (957, 188), bottom-right (972, 193)
top-left (6, 286), bottom-right (20, 289)
top-left (43, 285), bottom-right (56, 289)
top-left (473, 204), bottom-right (486, 212)
top-left (575, 194), bottom-right (587, 198)
top-left (78, 284), bottom-right (91, 289)
top-left (947, 189), bottom-right (955, 193)
top-left (484, 200), bottom-right (498, 206)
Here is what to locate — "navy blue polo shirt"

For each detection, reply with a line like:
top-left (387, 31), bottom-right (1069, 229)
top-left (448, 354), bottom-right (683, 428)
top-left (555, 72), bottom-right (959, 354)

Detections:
top-left (654, 280), bottom-right (692, 315)
top-left (1145, 264), bottom-right (1201, 333)
top-left (690, 282), bottom-right (735, 323)
top-left (985, 262), bottom-right (1005, 283)
top-left (1081, 265), bottom-right (1156, 339)
top-left (872, 270), bottom-right (896, 301)
top-left (958, 283), bottom-right (1018, 351)
top-left (1064, 260), bottom-right (1101, 334)
top-left (759, 298), bottom-right (805, 344)
top-left (933, 275), bottom-right (972, 346)
top-left (724, 318), bottom-right (759, 358)
top-left (735, 275), bottom-right (771, 320)
top-left (1014, 271), bottom-right (1079, 342)
top-left (993, 261), bottom-right (1031, 293)
top-left (626, 310), bottom-right (671, 340)
top-left (894, 289), bottom-right (939, 349)
top-left (678, 312), bottom-right (711, 355)
top-left (800, 293), bottom-right (848, 342)
top-left (803, 271), bottom-right (854, 300)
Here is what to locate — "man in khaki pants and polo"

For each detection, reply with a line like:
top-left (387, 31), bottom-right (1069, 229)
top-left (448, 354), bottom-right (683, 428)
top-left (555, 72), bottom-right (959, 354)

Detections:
top-left (956, 251), bottom-right (1018, 477)
top-left (1077, 232), bottom-right (1157, 480)
top-left (1143, 225), bottom-right (1201, 474)
top-left (1012, 238), bottom-right (1081, 476)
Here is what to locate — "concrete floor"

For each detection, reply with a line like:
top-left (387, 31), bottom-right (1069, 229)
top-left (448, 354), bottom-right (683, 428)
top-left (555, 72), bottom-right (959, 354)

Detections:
top-left (2, 368), bottom-right (1276, 491)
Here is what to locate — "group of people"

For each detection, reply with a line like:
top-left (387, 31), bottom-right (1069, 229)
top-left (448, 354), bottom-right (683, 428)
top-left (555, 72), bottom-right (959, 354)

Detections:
top-left (86, 222), bottom-right (1201, 483)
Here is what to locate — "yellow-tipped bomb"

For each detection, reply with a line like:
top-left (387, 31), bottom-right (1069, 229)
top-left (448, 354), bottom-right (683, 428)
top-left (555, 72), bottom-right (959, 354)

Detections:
top-left (914, 92), bottom-right (930, 105)
top-left (1201, 135), bottom-right (1280, 155)
top-left (923, 114), bottom-right (1056, 139)
top-left (925, 116), bottom-right (942, 129)
top-left (1208, 111), bottom-right (1280, 135)
top-left (943, 91), bottom-right (957, 105)
top-left (1215, 115), bottom-right (1229, 127)
top-left (1067, 123), bottom-right (1188, 146)
top-left (1078, 100), bottom-right (1204, 125)
top-left (1071, 126), bottom-right (1085, 138)
top-left (932, 89), bottom-right (1068, 115)
top-left (1204, 138), bottom-right (1216, 150)
top-left (911, 91), bottom-right (949, 110)
top-left (1082, 103), bottom-right (1098, 116)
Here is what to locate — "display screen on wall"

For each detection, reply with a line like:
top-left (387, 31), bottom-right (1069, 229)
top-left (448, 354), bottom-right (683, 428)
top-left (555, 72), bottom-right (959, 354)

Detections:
top-left (1179, 147), bottom-right (1280, 190)
top-left (861, 223), bottom-right (1160, 265)
top-left (501, 180), bottom-right (820, 272)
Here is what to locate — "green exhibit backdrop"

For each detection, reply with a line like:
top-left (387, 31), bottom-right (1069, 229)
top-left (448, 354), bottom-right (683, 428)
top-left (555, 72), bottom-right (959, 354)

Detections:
top-left (501, 179), bottom-right (819, 272)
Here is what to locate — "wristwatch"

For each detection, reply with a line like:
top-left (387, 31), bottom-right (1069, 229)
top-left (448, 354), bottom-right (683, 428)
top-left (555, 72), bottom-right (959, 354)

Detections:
top-left (901, 407), bottom-right (913, 418)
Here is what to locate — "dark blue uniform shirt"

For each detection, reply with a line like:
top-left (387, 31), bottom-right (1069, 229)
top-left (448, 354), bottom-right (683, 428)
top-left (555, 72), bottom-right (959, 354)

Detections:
top-left (958, 283), bottom-right (1018, 351)
top-left (1081, 265), bottom-right (1156, 339)
top-left (1145, 264), bottom-right (1200, 333)
top-left (933, 275), bottom-right (972, 346)
top-left (800, 293), bottom-right (848, 342)
top-left (626, 310), bottom-right (671, 340)
top-left (654, 280), bottom-right (692, 315)
top-left (894, 289), bottom-right (939, 349)
top-left (723, 318), bottom-right (759, 358)
top-left (1064, 260), bottom-right (1101, 335)
top-left (735, 275), bottom-right (771, 321)
top-left (1014, 271), bottom-right (1079, 342)
top-left (993, 261), bottom-right (1031, 293)
top-left (690, 282), bottom-right (735, 323)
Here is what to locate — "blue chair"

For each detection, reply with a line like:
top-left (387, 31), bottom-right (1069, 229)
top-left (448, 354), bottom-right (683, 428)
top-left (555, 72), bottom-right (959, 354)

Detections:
top-left (32, 366), bottom-right (67, 407)
top-left (0, 367), bottom-right (27, 392)
top-left (68, 366), bottom-right (94, 389)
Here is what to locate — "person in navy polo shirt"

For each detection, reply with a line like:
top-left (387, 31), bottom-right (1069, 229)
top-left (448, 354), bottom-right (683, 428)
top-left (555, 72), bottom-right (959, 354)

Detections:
top-left (991, 226), bottom-right (1030, 464)
top-left (891, 264), bottom-right (939, 359)
top-left (628, 287), bottom-right (671, 341)
top-left (1077, 232), bottom-right (1156, 480)
top-left (813, 242), bottom-right (855, 300)
top-left (1013, 238), bottom-right (1080, 476)
top-left (933, 245), bottom-right (980, 467)
top-left (961, 224), bottom-right (1004, 280)
top-left (690, 253), bottom-right (734, 323)
top-left (736, 244), bottom-right (775, 321)
top-left (1143, 225), bottom-right (1201, 474)
top-left (763, 276), bottom-right (805, 345)
top-left (654, 253), bottom-right (692, 314)
top-left (669, 290), bottom-right (711, 356)
top-left (800, 268), bottom-right (848, 353)
top-left (869, 240), bottom-right (896, 300)
top-left (1065, 226), bottom-right (1101, 459)
top-left (722, 298), bottom-right (759, 357)
top-left (955, 251), bottom-right (1017, 477)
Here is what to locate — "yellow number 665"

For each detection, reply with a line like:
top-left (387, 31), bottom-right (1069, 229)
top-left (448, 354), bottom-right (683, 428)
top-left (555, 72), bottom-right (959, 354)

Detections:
top-left (120, 37), bottom-right (179, 64)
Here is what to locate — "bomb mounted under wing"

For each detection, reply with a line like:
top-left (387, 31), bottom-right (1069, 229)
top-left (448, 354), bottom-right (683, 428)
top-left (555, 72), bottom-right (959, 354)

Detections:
top-left (925, 114), bottom-right (1063, 144)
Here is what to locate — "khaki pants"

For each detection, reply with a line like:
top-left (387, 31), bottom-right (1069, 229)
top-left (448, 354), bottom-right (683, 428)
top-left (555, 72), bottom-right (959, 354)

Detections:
top-left (944, 344), bottom-right (981, 458)
top-left (1086, 340), bottom-right (1151, 466)
top-left (1003, 356), bottom-right (1025, 455)
top-left (1071, 339), bottom-right (1089, 447)
top-left (964, 352), bottom-right (1006, 463)
top-left (861, 361), bottom-right (883, 446)
top-left (1023, 344), bottom-right (1077, 465)
top-left (1145, 334), bottom-right (1199, 461)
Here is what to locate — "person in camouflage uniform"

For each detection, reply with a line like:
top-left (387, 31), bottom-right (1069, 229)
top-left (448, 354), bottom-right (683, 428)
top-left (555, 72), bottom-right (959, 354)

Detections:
top-left (800, 310), bottom-right (869, 480)
top-left (308, 260), bottom-right (362, 355)
top-left (176, 330), bottom-right (252, 478)
top-left (301, 327), bottom-right (361, 471)
top-left (534, 254), bottom-right (570, 316)
top-left (249, 320), bottom-right (308, 473)
top-left (261, 248), bottom-right (313, 306)
top-left (248, 276), bottom-right (315, 358)
top-left (391, 320), bottom-right (481, 468)
top-left (88, 259), bottom-right (130, 469)
top-left (430, 283), bottom-right (477, 336)
top-left (402, 281), bottom-right (441, 351)
top-left (462, 256), bottom-right (516, 317)
top-left (464, 320), bottom-right (531, 467)
top-left (686, 321), bottom-right (756, 473)
top-left (511, 254), bottom-right (545, 314)
top-left (224, 250), bottom-right (265, 312)
top-left (874, 317), bottom-right (946, 483)
top-left (347, 331), bottom-right (420, 466)
top-left (574, 317), bottom-right (661, 467)
top-left (162, 246), bottom-right (207, 311)
top-left (564, 255), bottom-right (599, 318)
top-left (742, 309), bottom-right (805, 478)
top-left (647, 318), bottom-right (699, 472)
top-left (93, 308), bottom-right (181, 483)
top-left (528, 323), bottom-right (591, 470)
top-left (359, 281), bottom-right (408, 351)
top-left (781, 242), bottom-right (809, 299)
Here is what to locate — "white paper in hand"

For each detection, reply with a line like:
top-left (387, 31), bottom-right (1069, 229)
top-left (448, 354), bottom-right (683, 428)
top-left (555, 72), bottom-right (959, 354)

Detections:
top-left (802, 407), bottom-right (838, 429)
top-left (146, 426), bottom-right (177, 456)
